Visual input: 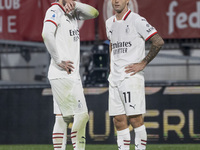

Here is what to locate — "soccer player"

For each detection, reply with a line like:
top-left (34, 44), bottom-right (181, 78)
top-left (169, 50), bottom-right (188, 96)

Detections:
top-left (42, 0), bottom-right (99, 150)
top-left (105, 0), bottom-right (164, 150)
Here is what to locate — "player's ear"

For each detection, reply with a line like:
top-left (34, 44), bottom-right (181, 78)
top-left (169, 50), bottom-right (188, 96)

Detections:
top-left (126, 0), bottom-right (129, 5)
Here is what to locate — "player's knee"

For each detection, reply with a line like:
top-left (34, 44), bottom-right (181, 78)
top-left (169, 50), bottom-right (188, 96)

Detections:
top-left (74, 112), bottom-right (89, 124)
top-left (63, 115), bottom-right (73, 124)
top-left (113, 115), bottom-right (128, 130)
top-left (128, 114), bottom-right (144, 128)
top-left (55, 115), bottom-right (66, 125)
top-left (114, 115), bottom-right (127, 123)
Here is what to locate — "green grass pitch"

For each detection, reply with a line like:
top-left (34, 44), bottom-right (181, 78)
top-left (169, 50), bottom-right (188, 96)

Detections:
top-left (0, 144), bottom-right (200, 150)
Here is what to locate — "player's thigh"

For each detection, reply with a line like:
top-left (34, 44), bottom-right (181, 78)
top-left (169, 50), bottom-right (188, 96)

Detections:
top-left (53, 98), bottom-right (62, 114)
top-left (72, 79), bottom-right (88, 114)
top-left (50, 78), bottom-right (75, 116)
top-left (119, 76), bottom-right (146, 116)
top-left (109, 84), bottom-right (125, 116)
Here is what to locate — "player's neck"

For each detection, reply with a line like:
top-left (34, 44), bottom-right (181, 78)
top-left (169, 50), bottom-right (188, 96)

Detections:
top-left (58, 0), bottom-right (67, 12)
top-left (58, 0), bottom-right (64, 7)
top-left (116, 7), bottom-right (128, 20)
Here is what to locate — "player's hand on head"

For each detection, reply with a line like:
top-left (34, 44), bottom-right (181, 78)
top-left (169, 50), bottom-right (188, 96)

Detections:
top-left (125, 61), bottom-right (146, 76)
top-left (64, 0), bottom-right (76, 14)
top-left (58, 60), bottom-right (74, 74)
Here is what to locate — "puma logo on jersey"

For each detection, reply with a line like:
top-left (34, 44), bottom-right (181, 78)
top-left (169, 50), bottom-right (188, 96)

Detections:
top-left (129, 104), bottom-right (136, 109)
top-left (141, 18), bottom-right (146, 21)
top-left (66, 19), bottom-right (70, 23)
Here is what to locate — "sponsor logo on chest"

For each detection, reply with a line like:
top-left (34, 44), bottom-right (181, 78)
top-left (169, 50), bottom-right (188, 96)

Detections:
top-left (112, 41), bottom-right (132, 55)
top-left (69, 29), bottom-right (79, 42)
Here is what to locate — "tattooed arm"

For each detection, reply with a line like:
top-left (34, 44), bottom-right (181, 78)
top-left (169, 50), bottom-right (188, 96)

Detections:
top-left (125, 33), bottom-right (164, 76)
top-left (143, 34), bottom-right (164, 64)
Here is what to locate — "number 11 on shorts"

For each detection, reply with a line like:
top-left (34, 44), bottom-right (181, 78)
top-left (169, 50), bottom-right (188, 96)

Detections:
top-left (123, 91), bottom-right (131, 103)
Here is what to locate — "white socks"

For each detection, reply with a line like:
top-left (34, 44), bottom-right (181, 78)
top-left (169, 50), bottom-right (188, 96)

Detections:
top-left (117, 128), bottom-right (131, 150)
top-left (134, 125), bottom-right (147, 150)
top-left (117, 125), bottom-right (147, 150)
top-left (52, 115), bottom-right (67, 150)
top-left (71, 113), bottom-right (89, 150)
top-left (52, 113), bottom-right (88, 150)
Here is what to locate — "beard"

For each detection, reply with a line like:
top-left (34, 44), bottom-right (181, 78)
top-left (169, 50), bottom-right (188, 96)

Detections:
top-left (113, 7), bottom-right (123, 13)
top-left (115, 9), bottom-right (123, 13)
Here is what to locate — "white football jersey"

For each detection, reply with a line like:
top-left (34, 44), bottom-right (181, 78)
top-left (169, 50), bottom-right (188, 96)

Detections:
top-left (43, 2), bottom-right (80, 80)
top-left (106, 9), bottom-right (157, 86)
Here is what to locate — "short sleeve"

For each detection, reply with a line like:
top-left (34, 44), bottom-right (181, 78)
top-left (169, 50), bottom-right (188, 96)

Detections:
top-left (135, 16), bottom-right (157, 41)
top-left (106, 24), bottom-right (111, 40)
top-left (105, 17), bottom-right (113, 40)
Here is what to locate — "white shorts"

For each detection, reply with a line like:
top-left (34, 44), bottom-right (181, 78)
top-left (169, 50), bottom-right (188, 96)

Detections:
top-left (53, 98), bottom-right (61, 114)
top-left (50, 78), bottom-right (88, 117)
top-left (109, 75), bottom-right (146, 116)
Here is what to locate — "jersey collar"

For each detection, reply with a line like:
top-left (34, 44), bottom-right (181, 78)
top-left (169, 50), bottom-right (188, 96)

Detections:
top-left (51, 2), bottom-right (66, 13)
top-left (113, 9), bottom-right (131, 22)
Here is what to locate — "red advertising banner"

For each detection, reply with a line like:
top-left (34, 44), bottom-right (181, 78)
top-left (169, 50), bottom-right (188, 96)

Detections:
top-left (0, 0), bottom-right (96, 42)
top-left (78, 0), bottom-right (97, 41)
top-left (99, 0), bottom-right (200, 40)
top-left (0, 0), bottom-right (200, 42)
top-left (0, 0), bottom-right (52, 41)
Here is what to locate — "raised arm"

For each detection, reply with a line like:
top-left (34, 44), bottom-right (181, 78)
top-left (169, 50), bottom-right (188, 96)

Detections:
top-left (74, 2), bottom-right (99, 20)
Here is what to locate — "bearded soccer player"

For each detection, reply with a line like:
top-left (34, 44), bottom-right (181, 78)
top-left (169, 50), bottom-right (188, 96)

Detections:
top-left (106, 0), bottom-right (164, 150)
top-left (42, 0), bottom-right (99, 150)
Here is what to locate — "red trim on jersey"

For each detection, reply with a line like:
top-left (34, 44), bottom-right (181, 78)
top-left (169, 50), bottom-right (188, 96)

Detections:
top-left (45, 20), bottom-right (57, 27)
top-left (123, 10), bottom-right (131, 20)
top-left (145, 31), bottom-right (158, 41)
top-left (51, 2), bottom-right (66, 13)
top-left (113, 18), bottom-right (115, 22)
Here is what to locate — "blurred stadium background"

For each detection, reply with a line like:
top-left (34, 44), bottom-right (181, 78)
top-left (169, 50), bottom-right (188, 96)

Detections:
top-left (0, 0), bottom-right (200, 149)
